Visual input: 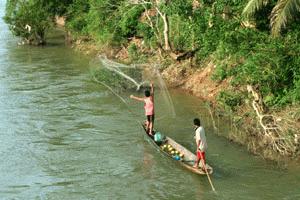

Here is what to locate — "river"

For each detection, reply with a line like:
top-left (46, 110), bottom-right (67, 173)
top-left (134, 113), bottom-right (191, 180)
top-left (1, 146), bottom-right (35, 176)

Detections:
top-left (0, 1), bottom-right (300, 200)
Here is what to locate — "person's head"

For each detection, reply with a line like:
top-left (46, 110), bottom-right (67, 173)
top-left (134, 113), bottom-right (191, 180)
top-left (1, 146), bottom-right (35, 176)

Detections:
top-left (193, 118), bottom-right (201, 127)
top-left (144, 90), bottom-right (150, 97)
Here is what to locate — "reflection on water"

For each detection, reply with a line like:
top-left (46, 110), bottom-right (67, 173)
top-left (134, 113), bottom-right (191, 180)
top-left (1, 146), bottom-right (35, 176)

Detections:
top-left (1, 0), bottom-right (300, 199)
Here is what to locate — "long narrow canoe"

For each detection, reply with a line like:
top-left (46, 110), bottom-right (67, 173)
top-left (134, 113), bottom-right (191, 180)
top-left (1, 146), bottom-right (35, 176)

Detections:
top-left (142, 125), bottom-right (213, 175)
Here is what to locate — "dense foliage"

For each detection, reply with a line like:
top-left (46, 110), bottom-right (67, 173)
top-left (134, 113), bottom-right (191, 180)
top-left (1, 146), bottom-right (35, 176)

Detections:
top-left (242, 0), bottom-right (300, 36)
top-left (4, 0), bottom-right (73, 44)
top-left (4, 0), bottom-right (300, 108)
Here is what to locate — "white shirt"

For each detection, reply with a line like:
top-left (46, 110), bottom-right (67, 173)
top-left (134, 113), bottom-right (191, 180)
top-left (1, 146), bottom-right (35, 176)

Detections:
top-left (195, 126), bottom-right (207, 152)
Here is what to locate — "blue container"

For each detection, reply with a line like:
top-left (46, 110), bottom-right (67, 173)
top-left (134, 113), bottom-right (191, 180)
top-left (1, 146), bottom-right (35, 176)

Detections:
top-left (173, 155), bottom-right (180, 160)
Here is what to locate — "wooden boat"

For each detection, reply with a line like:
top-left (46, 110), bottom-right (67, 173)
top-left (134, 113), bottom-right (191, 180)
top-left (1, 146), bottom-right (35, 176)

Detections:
top-left (142, 125), bottom-right (213, 175)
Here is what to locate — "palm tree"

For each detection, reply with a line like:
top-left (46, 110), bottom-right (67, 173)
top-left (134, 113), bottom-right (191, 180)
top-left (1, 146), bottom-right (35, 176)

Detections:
top-left (242, 0), bottom-right (300, 36)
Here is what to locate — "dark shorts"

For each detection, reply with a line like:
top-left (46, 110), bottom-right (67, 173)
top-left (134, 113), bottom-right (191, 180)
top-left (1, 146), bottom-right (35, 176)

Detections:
top-left (146, 115), bottom-right (155, 123)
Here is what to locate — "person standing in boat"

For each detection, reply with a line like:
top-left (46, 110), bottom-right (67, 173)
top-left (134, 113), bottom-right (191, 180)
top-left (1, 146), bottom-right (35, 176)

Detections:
top-left (130, 82), bottom-right (155, 136)
top-left (193, 118), bottom-right (207, 171)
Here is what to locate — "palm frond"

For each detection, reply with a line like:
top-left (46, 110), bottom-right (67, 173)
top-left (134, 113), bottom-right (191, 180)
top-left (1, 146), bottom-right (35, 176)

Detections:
top-left (270, 0), bottom-right (300, 36)
top-left (242, 0), bottom-right (270, 18)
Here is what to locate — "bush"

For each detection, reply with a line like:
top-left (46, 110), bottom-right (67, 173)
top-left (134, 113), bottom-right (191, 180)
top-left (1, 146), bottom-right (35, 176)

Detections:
top-left (217, 90), bottom-right (243, 111)
top-left (4, 0), bottom-right (52, 45)
top-left (65, 0), bottom-right (90, 35)
top-left (118, 5), bottom-right (144, 38)
top-left (211, 64), bottom-right (228, 81)
top-left (128, 43), bottom-right (139, 61)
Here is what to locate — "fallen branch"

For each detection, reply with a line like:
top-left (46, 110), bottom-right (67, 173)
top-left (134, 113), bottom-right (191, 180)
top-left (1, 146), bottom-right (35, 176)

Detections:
top-left (246, 85), bottom-right (294, 155)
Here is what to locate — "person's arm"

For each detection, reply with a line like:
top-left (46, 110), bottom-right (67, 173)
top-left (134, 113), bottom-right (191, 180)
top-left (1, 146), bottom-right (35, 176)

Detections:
top-left (150, 82), bottom-right (154, 97)
top-left (197, 140), bottom-right (200, 150)
top-left (130, 95), bottom-right (144, 102)
top-left (199, 127), bottom-right (205, 152)
top-left (195, 129), bottom-right (201, 150)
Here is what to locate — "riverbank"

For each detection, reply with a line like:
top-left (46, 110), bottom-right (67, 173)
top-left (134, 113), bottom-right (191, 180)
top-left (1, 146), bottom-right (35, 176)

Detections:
top-left (68, 34), bottom-right (300, 162)
top-left (5, 0), bottom-right (299, 161)
top-left (3, 1), bottom-right (300, 198)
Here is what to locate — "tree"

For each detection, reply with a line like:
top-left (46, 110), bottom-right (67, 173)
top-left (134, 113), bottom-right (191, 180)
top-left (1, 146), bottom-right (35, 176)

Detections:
top-left (4, 0), bottom-right (73, 45)
top-left (130, 0), bottom-right (171, 51)
top-left (242, 0), bottom-right (300, 36)
top-left (42, 0), bottom-right (74, 17)
top-left (4, 0), bottom-right (52, 45)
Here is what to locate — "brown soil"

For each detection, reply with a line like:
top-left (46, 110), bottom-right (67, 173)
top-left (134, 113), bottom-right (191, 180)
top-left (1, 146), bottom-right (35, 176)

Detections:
top-left (68, 34), bottom-right (300, 161)
top-left (162, 60), bottom-right (230, 104)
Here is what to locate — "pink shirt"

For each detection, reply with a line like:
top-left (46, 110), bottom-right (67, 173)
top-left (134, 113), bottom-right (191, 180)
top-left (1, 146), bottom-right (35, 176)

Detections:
top-left (144, 97), bottom-right (154, 116)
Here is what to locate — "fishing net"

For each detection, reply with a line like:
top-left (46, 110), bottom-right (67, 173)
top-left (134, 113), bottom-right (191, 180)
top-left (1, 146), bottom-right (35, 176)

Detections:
top-left (90, 56), bottom-right (146, 91)
top-left (90, 55), bottom-right (176, 119)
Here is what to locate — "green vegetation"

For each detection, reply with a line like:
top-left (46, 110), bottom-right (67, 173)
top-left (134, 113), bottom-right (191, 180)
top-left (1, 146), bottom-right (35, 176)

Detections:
top-left (242, 0), bottom-right (300, 37)
top-left (4, 0), bottom-right (300, 107)
top-left (4, 0), bottom-right (300, 158)
top-left (4, 0), bottom-right (73, 45)
top-left (217, 91), bottom-right (243, 112)
top-left (4, 0), bottom-right (299, 111)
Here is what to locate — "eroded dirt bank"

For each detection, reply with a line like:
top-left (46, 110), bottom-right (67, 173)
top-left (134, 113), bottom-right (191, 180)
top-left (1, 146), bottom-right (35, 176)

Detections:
top-left (68, 34), bottom-right (300, 162)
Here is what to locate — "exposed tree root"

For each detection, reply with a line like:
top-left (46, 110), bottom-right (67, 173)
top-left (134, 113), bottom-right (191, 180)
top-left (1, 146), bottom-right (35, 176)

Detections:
top-left (247, 85), bottom-right (298, 156)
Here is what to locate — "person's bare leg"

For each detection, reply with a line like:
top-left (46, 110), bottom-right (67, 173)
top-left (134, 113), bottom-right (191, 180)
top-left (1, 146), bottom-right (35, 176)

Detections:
top-left (146, 120), bottom-right (150, 134)
top-left (199, 153), bottom-right (206, 171)
top-left (193, 157), bottom-right (200, 168)
top-left (149, 121), bottom-right (153, 136)
top-left (201, 159), bottom-right (206, 171)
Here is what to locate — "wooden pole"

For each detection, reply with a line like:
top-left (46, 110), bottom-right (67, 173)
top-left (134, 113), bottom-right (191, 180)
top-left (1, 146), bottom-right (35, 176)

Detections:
top-left (199, 152), bottom-right (216, 192)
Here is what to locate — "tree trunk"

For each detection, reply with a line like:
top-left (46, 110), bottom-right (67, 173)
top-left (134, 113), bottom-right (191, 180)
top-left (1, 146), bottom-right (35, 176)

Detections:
top-left (156, 7), bottom-right (171, 51)
top-left (162, 13), bottom-right (170, 51)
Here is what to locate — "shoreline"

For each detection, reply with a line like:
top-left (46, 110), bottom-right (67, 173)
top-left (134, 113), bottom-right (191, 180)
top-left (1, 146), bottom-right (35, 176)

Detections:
top-left (62, 26), bottom-right (300, 162)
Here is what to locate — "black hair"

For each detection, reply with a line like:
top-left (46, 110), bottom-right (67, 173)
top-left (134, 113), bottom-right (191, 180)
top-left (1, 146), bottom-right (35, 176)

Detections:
top-left (145, 90), bottom-right (150, 97)
top-left (193, 118), bottom-right (201, 126)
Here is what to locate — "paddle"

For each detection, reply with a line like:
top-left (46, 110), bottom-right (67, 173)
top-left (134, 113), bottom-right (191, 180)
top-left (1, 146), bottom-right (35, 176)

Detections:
top-left (199, 152), bottom-right (216, 192)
